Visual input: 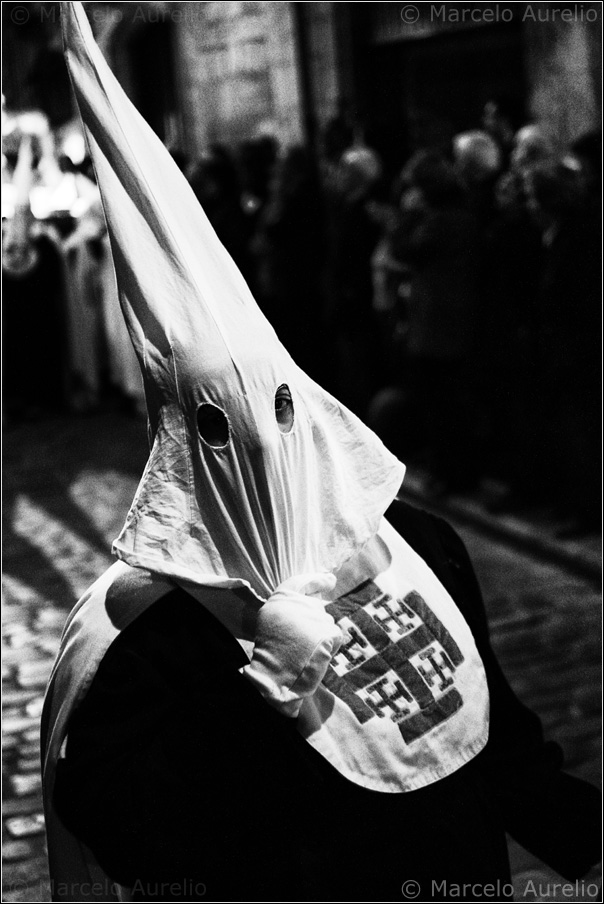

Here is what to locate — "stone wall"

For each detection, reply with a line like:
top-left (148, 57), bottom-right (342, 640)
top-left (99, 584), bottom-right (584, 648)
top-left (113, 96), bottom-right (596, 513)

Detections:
top-left (99, 1), bottom-right (601, 158)
top-left (174, 1), bottom-right (304, 156)
top-left (522, 3), bottom-right (602, 148)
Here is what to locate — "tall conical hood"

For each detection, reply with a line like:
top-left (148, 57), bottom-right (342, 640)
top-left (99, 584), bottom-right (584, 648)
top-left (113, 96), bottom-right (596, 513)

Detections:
top-left (61, 1), bottom-right (405, 600)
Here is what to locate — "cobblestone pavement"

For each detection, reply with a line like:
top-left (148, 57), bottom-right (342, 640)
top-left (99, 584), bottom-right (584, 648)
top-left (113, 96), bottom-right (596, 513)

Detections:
top-left (2, 413), bottom-right (601, 903)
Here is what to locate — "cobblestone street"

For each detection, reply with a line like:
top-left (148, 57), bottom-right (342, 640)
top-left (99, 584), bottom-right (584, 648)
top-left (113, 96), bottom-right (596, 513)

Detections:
top-left (2, 413), bottom-right (601, 903)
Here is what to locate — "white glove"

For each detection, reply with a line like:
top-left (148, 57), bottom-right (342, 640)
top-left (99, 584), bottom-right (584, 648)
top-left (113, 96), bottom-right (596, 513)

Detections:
top-left (242, 573), bottom-right (344, 717)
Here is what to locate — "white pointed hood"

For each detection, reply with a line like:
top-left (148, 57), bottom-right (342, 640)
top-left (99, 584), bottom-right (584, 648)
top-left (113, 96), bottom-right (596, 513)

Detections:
top-left (61, 1), bottom-right (405, 600)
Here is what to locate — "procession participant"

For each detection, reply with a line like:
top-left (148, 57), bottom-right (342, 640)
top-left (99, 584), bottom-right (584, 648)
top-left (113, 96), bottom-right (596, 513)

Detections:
top-left (42, 5), bottom-right (600, 902)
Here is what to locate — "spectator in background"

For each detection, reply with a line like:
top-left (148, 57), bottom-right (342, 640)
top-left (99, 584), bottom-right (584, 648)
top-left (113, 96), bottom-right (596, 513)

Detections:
top-left (189, 149), bottom-right (252, 286)
top-left (453, 130), bottom-right (502, 228)
top-left (472, 123), bottom-right (556, 502)
top-left (480, 124), bottom-right (557, 240)
top-left (239, 135), bottom-right (279, 223)
top-left (481, 95), bottom-right (523, 166)
top-left (324, 144), bottom-right (383, 414)
top-left (388, 150), bottom-right (483, 494)
top-left (253, 146), bottom-right (326, 383)
top-left (511, 124), bottom-right (556, 178)
top-left (525, 159), bottom-right (600, 531)
top-left (319, 103), bottom-right (356, 209)
top-left (477, 167), bottom-right (543, 500)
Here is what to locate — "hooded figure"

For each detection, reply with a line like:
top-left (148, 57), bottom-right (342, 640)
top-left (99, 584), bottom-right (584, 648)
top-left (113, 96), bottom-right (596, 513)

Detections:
top-left (42, 5), bottom-right (600, 902)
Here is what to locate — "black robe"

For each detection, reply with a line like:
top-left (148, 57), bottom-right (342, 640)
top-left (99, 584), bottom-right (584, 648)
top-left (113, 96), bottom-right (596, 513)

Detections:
top-left (52, 500), bottom-right (600, 901)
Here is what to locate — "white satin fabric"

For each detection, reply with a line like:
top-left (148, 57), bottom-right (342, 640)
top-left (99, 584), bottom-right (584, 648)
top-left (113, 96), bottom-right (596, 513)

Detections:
top-left (62, 1), bottom-right (405, 601)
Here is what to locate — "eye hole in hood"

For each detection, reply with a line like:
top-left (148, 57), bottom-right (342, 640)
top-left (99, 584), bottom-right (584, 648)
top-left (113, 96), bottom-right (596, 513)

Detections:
top-left (197, 403), bottom-right (230, 448)
top-left (275, 383), bottom-right (294, 434)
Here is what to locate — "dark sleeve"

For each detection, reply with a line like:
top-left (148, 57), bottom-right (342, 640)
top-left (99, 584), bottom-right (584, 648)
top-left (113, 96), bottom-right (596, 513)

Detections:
top-left (54, 591), bottom-right (331, 894)
top-left (425, 511), bottom-right (601, 881)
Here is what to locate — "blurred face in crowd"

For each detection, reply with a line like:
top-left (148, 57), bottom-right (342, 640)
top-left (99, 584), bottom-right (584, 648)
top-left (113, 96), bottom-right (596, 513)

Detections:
top-left (482, 101), bottom-right (515, 149)
top-left (338, 147), bottom-right (381, 202)
top-left (511, 126), bottom-right (554, 175)
top-left (399, 185), bottom-right (426, 213)
top-left (453, 131), bottom-right (501, 187)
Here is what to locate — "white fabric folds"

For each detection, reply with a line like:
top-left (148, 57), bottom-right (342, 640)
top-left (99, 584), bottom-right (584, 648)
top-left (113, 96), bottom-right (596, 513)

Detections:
top-left (62, 0), bottom-right (405, 601)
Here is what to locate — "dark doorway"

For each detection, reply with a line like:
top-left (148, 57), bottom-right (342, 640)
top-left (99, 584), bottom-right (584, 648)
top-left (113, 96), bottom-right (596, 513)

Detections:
top-left (348, 7), bottom-right (526, 176)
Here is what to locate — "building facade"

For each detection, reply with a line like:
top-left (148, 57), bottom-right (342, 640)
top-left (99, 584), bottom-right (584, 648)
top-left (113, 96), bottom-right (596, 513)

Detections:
top-left (167, 1), bottom-right (601, 160)
top-left (2, 2), bottom-right (602, 160)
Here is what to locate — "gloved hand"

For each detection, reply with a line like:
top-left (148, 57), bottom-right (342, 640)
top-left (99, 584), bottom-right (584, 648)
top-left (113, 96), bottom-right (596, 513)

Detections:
top-left (242, 573), bottom-right (345, 717)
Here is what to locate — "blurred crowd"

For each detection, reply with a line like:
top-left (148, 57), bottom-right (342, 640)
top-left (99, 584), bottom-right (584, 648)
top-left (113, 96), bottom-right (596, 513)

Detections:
top-left (2, 96), bottom-right (601, 533)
